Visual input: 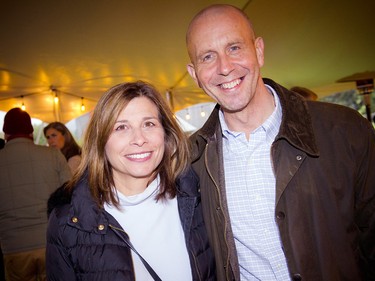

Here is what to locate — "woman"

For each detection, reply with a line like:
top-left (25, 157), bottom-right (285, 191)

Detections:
top-left (46, 81), bottom-right (215, 280)
top-left (43, 122), bottom-right (81, 172)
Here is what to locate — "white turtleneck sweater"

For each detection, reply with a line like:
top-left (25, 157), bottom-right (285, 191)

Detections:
top-left (104, 177), bottom-right (192, 281)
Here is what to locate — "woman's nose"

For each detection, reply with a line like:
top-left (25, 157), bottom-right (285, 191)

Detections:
top-left (130, 128), bottom-right (147, 146)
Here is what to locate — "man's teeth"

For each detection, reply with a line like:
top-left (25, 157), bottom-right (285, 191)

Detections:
top-left (127, 152), bottom-right (151, 159)
top-left (221, 79), bottom-right (240, 89)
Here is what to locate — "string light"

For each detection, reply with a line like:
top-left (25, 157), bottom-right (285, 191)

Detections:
top-left (200, 106), bottom-right (206, 117)
top-left (81, 97), bottom-right (85, 112)
top-left (21, 95), bottom-right (26, 111)
top-left (54, 94), bottom-right (59, 104)
top-left (185, 109), bottom-right (191, 120)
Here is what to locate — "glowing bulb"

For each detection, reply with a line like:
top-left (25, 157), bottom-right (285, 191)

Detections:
top-left (20, 96), bottom-right (26, 110)
top-left (185, 111), bottom-right (191, 120)
top-left (200, 110), bottom-right (206, 117)
top-left (54, 95), bottom-right (59, 104)
top-left (81, 97), bottom-right (85, 111)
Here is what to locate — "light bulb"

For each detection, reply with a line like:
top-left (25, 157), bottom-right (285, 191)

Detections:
top-left (21, 96), bottom-right (26, 110)
top-left (81, 97), bottom-right (85, 111)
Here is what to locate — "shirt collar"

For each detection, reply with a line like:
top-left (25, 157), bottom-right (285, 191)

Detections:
top-left (219, 84), bottom-right (282, 141)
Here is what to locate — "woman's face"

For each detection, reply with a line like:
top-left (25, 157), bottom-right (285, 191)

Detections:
top-left (45, 128), bottom-right (65, 149)
top-left (105, 96), bottom-right (165, 192)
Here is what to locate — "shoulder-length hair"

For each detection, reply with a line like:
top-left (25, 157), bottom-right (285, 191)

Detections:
top-left (68, 81), bottom-right (190, 208)
top-left (43, 122), bottom-right (81, 160)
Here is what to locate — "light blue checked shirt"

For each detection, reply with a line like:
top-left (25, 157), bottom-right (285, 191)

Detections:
top-left (219, 85), bottom-right (290, 280)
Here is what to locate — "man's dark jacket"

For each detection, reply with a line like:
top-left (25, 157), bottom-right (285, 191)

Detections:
top-left (190, 78), bottom-right (375, 281)
top-left (46, 167), bottom-right (216, 280)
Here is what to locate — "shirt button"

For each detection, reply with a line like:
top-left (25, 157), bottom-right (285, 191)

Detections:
top-left (71, 217), bottom-right (78, 223)
top-left (98, 224), bottom-right (105, 231)
top-left (296, 155), bottom-right (302, 161)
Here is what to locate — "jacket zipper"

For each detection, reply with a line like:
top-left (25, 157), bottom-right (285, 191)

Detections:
top-left (189, 248), bottom-right (202, 281)
top-left (203, 142), bottom-right (232, 279)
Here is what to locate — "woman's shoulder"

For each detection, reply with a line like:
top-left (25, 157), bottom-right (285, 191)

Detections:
top-left (68, 155), bottom-right (82, 172)
top-left (176, 166), bottom-right (200, 197)
top-left (47, 184), bottom-right (72, 218)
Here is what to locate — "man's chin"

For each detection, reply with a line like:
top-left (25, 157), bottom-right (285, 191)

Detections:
top-left (220, 104), bottom-right (248, 114)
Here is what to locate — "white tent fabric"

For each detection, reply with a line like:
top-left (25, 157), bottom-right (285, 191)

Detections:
top-left (0, 0), bottom-right (374, 124)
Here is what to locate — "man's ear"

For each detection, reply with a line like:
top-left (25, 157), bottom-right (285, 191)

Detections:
top-left (187, 63), bottom-right (200, 87)
top-left (254, 37), bottom-right (265, 67)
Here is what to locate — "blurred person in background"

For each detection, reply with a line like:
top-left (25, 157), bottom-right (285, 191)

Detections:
top-left (0, 108), bottom-right (71, 281)
top-left (290, 86), bottom-right (318, 101)
top-left (0, 138), bottom-right (4, 281)
top-left (43, 122), bottom-right (82, 173)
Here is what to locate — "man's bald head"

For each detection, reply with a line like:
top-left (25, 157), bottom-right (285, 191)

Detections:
top-left (186, 4), bottom-right (255, 61)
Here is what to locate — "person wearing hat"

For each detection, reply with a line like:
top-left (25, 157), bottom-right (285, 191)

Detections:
top-left (0, 139), bottom-right (4, 281)
top-left (0, 108), bottom-right (72, 281)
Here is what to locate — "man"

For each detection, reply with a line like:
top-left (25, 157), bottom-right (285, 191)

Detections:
top-left (0, 138), bottom-right (4, 281)
top-left (186, 4), bottom-right (375, 281)
top-left (0, 108), bottom-right (72, 281)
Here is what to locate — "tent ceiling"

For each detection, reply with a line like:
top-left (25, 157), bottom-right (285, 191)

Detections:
top-left (0, 0), bottom-right (374, 123)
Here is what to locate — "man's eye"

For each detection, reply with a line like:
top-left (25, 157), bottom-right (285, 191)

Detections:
top-left (202, 53), bottom-right (213, 62)
top-left (230, 45), bottom-right (240, 51)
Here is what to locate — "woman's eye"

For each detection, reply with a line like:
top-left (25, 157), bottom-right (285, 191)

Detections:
top-left (144, 121), bottom-right (155, 128)
top-left (115, 124), bottom-right (127, 131)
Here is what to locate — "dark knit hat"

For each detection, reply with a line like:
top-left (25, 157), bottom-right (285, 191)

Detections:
top-left (3, 108), bottom-right (34, 135)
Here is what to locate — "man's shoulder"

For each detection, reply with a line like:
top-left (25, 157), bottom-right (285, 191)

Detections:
top-left (306, 101), bottom-right (374, 139)
top-left (33, 143), bottom-right (62, 155)
top-left (308, 101), bottom-right (367, 123)
top-left (48, 184), bottom-right (72, 218)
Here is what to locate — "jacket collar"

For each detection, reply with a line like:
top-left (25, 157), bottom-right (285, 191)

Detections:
top-left (193, 78), bottom-right (319, 158)
top-left (265, 78), bottom-right (319, 156)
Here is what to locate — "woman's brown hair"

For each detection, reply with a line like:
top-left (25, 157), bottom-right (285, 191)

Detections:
top-left (67, 81), bottom-right (190, 208)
